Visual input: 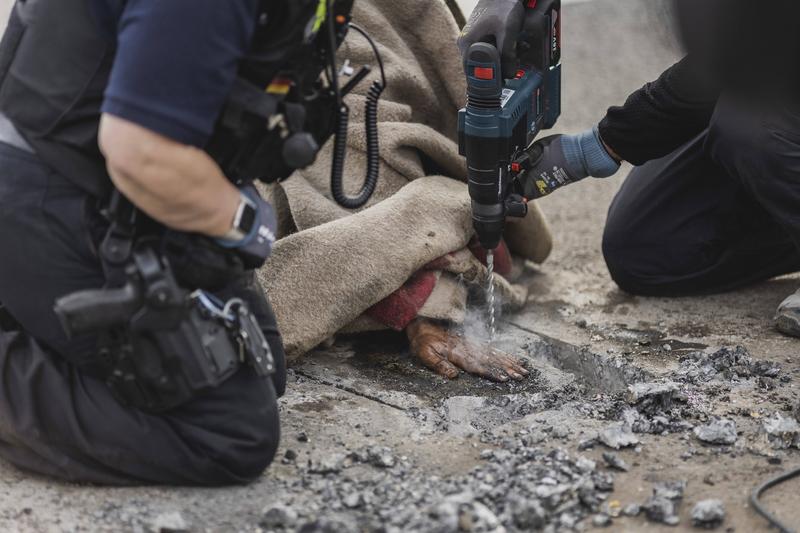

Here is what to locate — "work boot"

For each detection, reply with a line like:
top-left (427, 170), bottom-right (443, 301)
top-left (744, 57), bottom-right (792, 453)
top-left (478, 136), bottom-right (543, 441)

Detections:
top-left (776, 289), bottom-right (800, 338)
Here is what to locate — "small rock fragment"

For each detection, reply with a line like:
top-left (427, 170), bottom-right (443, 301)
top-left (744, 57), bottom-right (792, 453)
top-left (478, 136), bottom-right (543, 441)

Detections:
top-left (694, 418), bottom-right (737, 445)
top-left (602, 453), bottom-right (630, 472)
top-left (349, 445), bottom-right (397, 468)
top-left (691, 499), bottom-right (725, 529)
top-left (307, 455), bottom-right (344, 474)
top-left (625, 381), bottom-right (679, 408)
top-left (261, 504), bottom-right (298, 530)
top-left (751, 360), bottom-right (781, 378)
top-left (598, 425), bottom-right (640, 450)
top-left (642, 481), bottom-right (685, 526)
top-left (592, 514), bottom-right (612, 528)
top-left (342, 492), bottom-right (363, 509)
top-left (763, 413), bottom-right (800, 449)
top-left (622, 503), bottom-right (641, 517)
top-left (297, 432), bottom-right (309, 443)
top-left (644, 497), bottom-right (681, 526)
top-left (510, 498), bottom-right (546, 530)
top-left (150, 511), bottom-right (190, 533)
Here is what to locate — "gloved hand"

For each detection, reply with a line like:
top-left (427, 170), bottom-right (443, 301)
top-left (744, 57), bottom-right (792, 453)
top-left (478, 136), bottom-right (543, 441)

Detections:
top-left (517, 127), bottom-right (621, 200)
top-left (215, 185), bottom-right (278, 270)
top-left (458, 0), bottom-right (526, 79)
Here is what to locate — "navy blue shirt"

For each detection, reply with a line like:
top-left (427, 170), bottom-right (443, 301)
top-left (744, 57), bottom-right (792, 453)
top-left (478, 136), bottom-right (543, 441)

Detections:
top-left (98, 0), bottom-right (260, 147)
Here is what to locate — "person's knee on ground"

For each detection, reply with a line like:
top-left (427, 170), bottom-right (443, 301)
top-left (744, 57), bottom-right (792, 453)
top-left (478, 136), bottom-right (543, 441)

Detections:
top-left (599, 163), bottom-right (718, 298)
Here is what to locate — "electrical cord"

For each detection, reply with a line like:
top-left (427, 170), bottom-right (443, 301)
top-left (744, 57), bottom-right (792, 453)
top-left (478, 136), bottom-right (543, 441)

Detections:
top-left (327, 3), bottom-right (387, 209)
top-left (751, 465), bottom-right (800, 533)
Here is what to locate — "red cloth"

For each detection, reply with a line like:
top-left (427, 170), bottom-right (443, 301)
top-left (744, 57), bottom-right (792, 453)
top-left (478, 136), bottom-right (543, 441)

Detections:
top-left (366, 239), bottom-right (511, 331)
top-left (468, 238), bottom-right (512, 276)
top-left (366, 270), bottom-right (438, 331)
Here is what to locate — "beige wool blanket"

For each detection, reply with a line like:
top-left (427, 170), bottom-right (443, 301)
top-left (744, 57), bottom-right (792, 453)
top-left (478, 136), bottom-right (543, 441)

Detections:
top-left (258, 0), bottom-right (553, 360)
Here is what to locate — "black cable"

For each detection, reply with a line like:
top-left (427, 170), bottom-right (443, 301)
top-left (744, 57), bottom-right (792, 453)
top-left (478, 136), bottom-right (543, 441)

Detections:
top-left (751, 465), bottom-right (800, 533)
top-left (328, 10), bottom-right (387, 209)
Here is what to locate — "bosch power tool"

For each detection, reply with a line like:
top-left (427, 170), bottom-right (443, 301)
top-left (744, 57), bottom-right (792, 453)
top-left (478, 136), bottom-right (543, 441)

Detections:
top-left (458, 0), bottom-right (562, 251)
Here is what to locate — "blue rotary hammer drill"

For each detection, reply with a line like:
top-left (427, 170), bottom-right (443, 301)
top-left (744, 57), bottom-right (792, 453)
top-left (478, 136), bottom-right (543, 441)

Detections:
top-left (458, 0), bottom-right (562, 251)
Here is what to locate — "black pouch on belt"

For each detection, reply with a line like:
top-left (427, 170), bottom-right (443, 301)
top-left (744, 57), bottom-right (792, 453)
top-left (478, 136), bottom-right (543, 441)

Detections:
top-left (55, 244), bottom-right (275, 412)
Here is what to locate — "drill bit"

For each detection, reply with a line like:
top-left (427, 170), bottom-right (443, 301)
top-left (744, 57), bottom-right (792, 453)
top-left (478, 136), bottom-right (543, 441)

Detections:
top-left (486, 250), bottom-right (496, 342)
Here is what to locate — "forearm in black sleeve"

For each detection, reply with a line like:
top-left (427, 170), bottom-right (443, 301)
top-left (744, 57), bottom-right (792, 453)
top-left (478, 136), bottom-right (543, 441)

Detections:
top-left (598, 56), bottom-right (720, 166)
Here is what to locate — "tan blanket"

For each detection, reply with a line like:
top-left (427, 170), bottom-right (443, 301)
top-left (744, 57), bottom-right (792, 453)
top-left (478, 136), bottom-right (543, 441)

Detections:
top-left (258, 0), bottom-right (553, 360)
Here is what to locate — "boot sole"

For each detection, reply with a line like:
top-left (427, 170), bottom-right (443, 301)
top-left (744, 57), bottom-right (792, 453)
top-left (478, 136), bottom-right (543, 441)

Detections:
top-left (776, 314), bottom-right (800, 338)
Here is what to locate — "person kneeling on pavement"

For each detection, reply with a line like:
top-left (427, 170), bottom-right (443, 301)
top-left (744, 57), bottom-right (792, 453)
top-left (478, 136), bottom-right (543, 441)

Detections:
top-left (460, 0), bottom-right (800, 334)
top-left (0, 0), bottom-right (375, 485)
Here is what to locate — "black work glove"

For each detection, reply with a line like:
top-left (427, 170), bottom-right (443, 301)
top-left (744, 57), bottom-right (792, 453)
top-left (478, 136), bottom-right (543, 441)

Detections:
top-left (518, 127), bottom-right (621, 199)
top-left (458, 0), bottom-right (526, 79)
top-left (215, 185), bottom-right (278, 270)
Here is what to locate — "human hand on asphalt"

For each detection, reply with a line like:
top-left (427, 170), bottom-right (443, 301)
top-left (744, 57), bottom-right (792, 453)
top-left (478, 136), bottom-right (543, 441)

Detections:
top-left (407, 318), bottom-right (529, 382)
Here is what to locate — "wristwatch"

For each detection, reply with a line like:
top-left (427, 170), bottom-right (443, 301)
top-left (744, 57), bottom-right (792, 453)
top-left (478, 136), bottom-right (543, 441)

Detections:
top-left (222, 192), bottom-right (258, 242)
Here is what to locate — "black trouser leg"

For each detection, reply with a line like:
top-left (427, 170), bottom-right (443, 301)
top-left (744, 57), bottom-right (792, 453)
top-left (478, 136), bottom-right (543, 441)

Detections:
top-left (602, 100), bottom-right (800, 297)
top-left (0, 143), bottom-right (285, 485)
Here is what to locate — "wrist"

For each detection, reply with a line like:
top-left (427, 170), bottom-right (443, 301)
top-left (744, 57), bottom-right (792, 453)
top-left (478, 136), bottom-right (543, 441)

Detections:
top-left (561, 127), bottom-right (620, 179)
top-left (598, 132), bottom-right (622, 163)
top-left (216, 191), bottom-right (259, 246)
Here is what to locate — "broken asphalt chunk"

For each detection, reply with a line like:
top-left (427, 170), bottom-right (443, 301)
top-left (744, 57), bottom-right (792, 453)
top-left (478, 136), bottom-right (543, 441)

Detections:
top-left (691, 499), bottom-right (725, 529)
top-left (642, 481), bottom-right (685, 527)
top-left (598, 424), bottom-right (640, 450)
top-left (625, 381), bottom-right (679, 409)
top-left (602, 452), bottom-right (630, 472)
top-left (694, 418), bottom-right (737, 445)
top-left (762, 413), bottom-right (800, 449)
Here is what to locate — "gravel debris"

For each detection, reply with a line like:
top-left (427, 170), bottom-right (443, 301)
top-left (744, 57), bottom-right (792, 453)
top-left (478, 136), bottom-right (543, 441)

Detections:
top-left (149, 511), bottom-right (190, 533)
top-left (642, 481), bottom-right (685, 526)
top-left (691, 499), bottom-right (725, 529)
top-left (694, 418), bottom-right (737, 445)
top-left (598, 424), bottom-right (640, 450)
top-left (307, 455), bottom-right (345, 474)
top-left (279, 439), bottom-right (617, 532)
top-left (261, 504), bottom-right (299, 530)
top-left (677, 346), bottom-right (780, 383)
top-left (762, 413), bottom-right (800, 450)
top-left (348, 445), bottom-right (397, 468)
top-left (622, 503), bottom-right (641, 517)
top-left (625, 381), bottom-right (679, 410)
top-left (602, 452), bottom-right (629, 472)
top-left (592, 513), bottom-right (612, 527)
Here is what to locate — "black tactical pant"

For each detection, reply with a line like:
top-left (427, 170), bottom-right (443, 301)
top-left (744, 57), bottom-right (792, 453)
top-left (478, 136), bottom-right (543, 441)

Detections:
top-left (0, 142), bottom-right (286, 485)
top-left (603, 97), bottom-right (800, 296)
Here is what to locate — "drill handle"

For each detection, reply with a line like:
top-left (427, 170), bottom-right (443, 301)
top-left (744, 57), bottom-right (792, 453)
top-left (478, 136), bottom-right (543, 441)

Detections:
top-left (465, 42), bottom-right (503, 105)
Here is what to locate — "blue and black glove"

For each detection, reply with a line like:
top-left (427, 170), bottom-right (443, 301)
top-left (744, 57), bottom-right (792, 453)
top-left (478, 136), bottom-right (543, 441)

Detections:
top-left (215, 185), bottom-right (278, 270)
top-left (518, 127), bottom-right (621, 200)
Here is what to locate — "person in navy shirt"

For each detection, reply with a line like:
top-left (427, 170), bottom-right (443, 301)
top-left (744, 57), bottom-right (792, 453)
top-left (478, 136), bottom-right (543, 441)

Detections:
top-left (0, 0), bottom-right (296, 484)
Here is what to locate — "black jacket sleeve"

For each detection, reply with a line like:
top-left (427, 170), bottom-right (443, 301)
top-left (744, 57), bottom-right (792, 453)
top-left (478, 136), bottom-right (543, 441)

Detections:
top-left (598, 55), bottom-right (719, 166)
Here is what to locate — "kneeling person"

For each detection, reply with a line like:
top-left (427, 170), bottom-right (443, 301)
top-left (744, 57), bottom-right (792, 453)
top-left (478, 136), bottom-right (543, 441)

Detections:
top-left (0, 0), bottom-right (301, 484)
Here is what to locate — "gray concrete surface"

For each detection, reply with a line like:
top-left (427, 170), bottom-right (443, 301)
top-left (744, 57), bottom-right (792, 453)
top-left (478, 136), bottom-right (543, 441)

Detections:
top-left (1, 0), bottom-right (799, 532)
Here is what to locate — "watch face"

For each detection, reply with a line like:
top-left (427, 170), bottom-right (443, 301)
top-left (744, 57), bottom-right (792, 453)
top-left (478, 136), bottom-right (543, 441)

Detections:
top-left (239, 203), bottom-right (258, 234)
